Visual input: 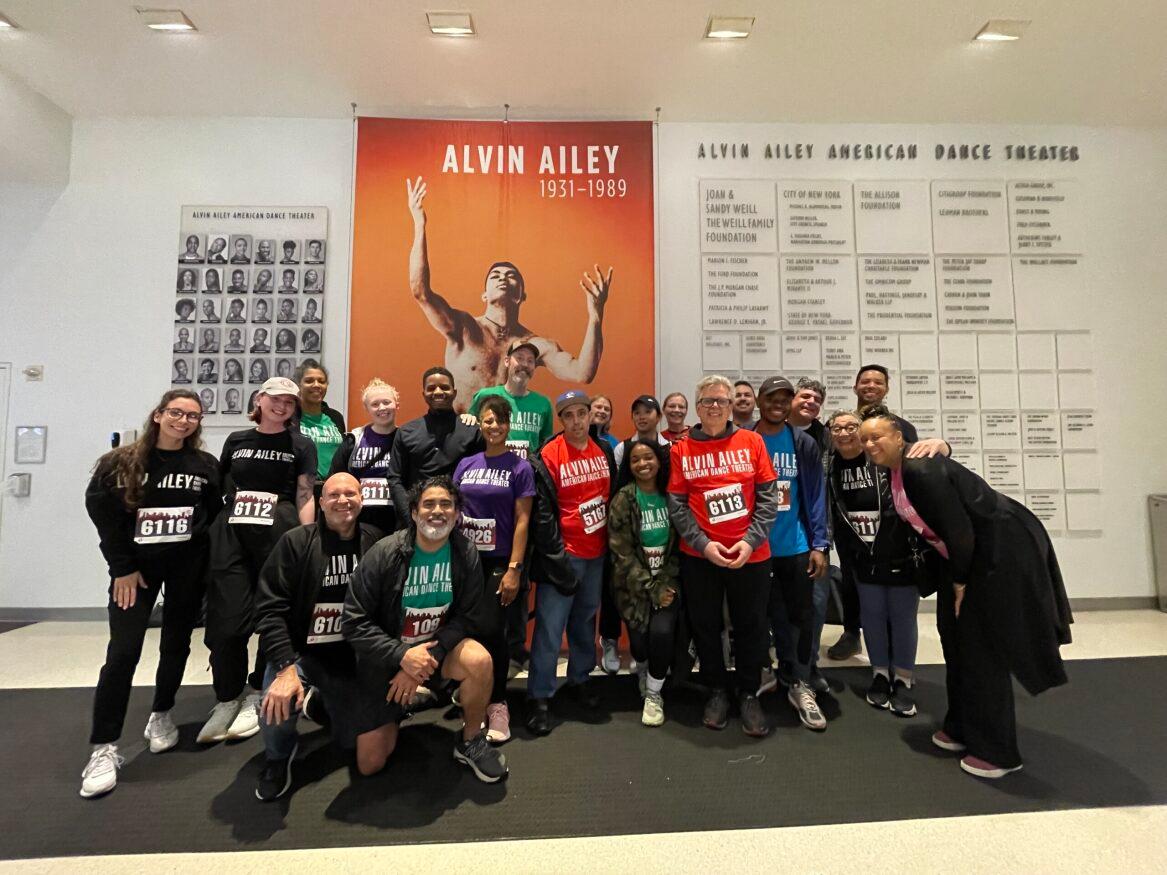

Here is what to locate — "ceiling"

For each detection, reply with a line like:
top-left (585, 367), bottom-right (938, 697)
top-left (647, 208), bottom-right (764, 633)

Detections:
top-left (0, 0), bottom-right (1163, 125)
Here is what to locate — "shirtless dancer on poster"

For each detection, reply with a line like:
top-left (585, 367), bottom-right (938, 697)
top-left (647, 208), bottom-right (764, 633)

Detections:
top-left (406, 176), bottom-right (614, 411)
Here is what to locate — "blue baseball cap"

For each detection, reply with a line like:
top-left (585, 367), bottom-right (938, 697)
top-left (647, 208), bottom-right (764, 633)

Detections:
top-left (555, 389), bottom-right (591, 416)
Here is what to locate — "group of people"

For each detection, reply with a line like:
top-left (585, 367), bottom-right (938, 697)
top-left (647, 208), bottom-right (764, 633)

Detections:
top-left (80, 352), bottom-right (1073, 804)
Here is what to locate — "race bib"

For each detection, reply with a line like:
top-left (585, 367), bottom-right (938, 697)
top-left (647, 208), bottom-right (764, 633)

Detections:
top-left (775, 480), bottom-right (792, 512)
top-left (579, 495), bottom-right (608, 534)
top-left (306, 602), bottom-right (344, 644)
top-left (360, 477), bottom-right (391, 507)
top-left (133, 506), bottom-right (193, 544)
top-left (847, 509), bottom-right (880, 544)
top-left (505, 439), bottom-right (530, 460)
top-left (702, 483), bottom-right (748, 524)
top-left (643, 544), bottom-right (665, 576)
top-left (228, 490), bottom-right (277, 525)
top-left (401, 604), bottom-right (450, 645)
top-left (460, 516), bottom-right (498, 552)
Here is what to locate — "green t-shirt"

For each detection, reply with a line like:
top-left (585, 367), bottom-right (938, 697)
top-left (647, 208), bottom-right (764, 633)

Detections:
top-left (299, 412), bottom-right (343, 479)
top-left (470, 385), bottom-right (554, 460)
top-left (635, 487), bottom-right (670, 576)
top-left (401, 541), bottom-right (454, 644)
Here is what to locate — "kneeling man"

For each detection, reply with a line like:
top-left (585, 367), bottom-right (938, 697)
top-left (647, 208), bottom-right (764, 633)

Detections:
top-left (253, 473), bottom-right (388, 801)
top-left (342, 475), bottom-right (507, 783)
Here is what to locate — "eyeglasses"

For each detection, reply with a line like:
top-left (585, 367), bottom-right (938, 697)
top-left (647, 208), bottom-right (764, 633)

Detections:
top-left (696, 397), bottom-right (731, 409)
top-left (830, 424), bottom-right (859, 434)
top-left (161, 408), bottom-right (203, 423)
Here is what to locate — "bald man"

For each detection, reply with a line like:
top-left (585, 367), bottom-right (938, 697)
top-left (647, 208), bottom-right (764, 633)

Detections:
top-left (253, 473), bottom-right (392, 801)
top-left (405, 175), bottom-right (614, 410)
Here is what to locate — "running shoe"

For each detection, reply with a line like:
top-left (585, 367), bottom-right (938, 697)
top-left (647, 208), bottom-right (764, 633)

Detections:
top-left (757, 665), bottom-right (778, 697)
top-left (79, 744), bottom-right (123, 799)
top-left (255, 741), bottom-right (298, 801)
top-left (788, 681), bottom-right (827, 731)
top-left (197, 699), bottom-right (241, 744)
top-left (960, 755), bottom-right (1023, 779)
top-left (931, 730), bottom-right (967, 752)
top-left (889, 679), bottom-right (917, 717)
top-left (827, 630), bottom-right (862, 661)
top-left (703, 688), bottom-right (730, 730)
top-left (865, 673), bottom-right (892, 709)
top-left (641, 691), bottom-right (665, 727)
top-left (601, 638), bottom-right (620, 674)
top-left (144, 711), bottom-right (179, 753)
top-left (739, 692), bottom-right (770, 738)
top-left (226, 690), bottom-right (262, 739)
top-left (808, 667), bottom-right (830, 695)
top-left (454, 732), bottom-right (509, 783)
top-left (485, 702), bottom-right (512, 744)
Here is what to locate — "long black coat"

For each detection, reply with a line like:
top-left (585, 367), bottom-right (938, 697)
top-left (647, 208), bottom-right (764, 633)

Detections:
top-left (898, 453), bottom-right (1073, 696)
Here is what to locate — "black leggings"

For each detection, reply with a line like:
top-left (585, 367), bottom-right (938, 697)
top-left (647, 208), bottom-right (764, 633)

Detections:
top-left (90, 546), bottom-right (208, 744)
top-left (598, 556), bottom-right (623, 641)
top-left (626, 601), bottom-right (680, 681)
top-left (479, 556), bottom-right (528, 703)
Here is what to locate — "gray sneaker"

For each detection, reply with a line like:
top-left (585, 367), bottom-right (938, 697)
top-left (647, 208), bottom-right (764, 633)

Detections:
top-left (143, 711), bottom-right (179, 753)
top-left (226, 690), bottom-right (262, 739)
top-left (197, 699), bottom-right (241, 744)
top-left (601, 638), bottom-right (620, 674)
top-left (788, 681), bottom-right (827, 731)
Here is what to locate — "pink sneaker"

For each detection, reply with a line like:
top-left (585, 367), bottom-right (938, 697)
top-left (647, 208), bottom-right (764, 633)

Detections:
top-left (960, 755), bottom-right (1023, 779)
top-left (931, 730), bottom-right (967, 752)
top-left (485, 702), bottom-right (511, 744)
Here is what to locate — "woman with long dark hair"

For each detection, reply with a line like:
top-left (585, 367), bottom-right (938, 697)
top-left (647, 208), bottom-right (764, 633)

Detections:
top-left (81, 389), bottom-right (222, 798)
top-left (201, 377), bottom-right (317, 746)
top-left (859, 405), bottom-right (1072, 779)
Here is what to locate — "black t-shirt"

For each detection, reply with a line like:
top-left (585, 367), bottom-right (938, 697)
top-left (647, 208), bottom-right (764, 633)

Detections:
top-left (306, 535), bottom-right (361, 670)
top-left (220, 428), bottom-right (317, 504)
top-left (833, 452), bottom-right (880, 544)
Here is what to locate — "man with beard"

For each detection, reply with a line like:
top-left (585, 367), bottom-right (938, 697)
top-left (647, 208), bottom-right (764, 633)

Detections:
top-left (255, 239), bottom-right (274, 265)
top-left (467, 341), bottom-right (553, 461)
top-left (386, 367), bottom-right (484, 529)
top-left (405, 175), bottom-right (614, 410)
top-left (732, 380), bottom-right (758, 429)
top-left (342, 476), bottom-right (507, 783)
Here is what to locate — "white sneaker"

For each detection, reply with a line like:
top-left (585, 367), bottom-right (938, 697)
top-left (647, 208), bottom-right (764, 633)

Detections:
top-left (144, 711), bottom-right (179, 753)
top-left (197, 699), bottom-right (241, 744)
top-left (80, 744), bottom-right (123, 799)
top-left (601, 638), bottom-right (620, 674)
top-left (226, 691), bottom-right (262, 739)
top-left (641, 691), bottom-right (665, 727)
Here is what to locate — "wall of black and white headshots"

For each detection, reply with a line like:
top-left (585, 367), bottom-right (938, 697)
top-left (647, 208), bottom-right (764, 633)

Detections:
top-left (173, 208), bottom-right (329, 421)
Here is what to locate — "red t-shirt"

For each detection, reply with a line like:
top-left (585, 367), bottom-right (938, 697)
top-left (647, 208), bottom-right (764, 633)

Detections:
top-left (541, 435), bottom-right (611, 560)
top-left (668, 427), bottom-right (776, 563)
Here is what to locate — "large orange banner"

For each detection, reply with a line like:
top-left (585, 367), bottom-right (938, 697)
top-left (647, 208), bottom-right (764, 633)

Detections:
top-left (349, 118), bottom-right (655, 434)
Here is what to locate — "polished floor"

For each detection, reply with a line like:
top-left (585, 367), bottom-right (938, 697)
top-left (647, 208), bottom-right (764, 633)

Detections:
top-left (0, 610), bottom-right (1164, 873)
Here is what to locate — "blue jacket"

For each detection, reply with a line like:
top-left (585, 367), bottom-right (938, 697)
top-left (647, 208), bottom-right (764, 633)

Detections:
top-left (749, 422), bottom-right (830, 553)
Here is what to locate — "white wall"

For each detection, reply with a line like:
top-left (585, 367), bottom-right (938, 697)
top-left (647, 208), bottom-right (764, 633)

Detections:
top-left (657, 122), bottom-right (1167, 599)
top-left (0, 117), bottom-right (354, 609)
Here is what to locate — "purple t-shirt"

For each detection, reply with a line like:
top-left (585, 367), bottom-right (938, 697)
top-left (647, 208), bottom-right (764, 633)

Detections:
top-left (348, 427), bottom-right (393, 479)
top-left (453, 451), bottom-right (536, 558)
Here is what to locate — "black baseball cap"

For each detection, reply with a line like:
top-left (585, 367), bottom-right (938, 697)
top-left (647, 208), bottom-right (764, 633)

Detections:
top-left (631, 394), bottom-right (661, 414)
top-left (758, 376), bottom-right (795, 397)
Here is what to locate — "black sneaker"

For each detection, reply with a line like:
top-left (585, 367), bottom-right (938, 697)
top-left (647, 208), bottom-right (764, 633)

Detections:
top-left (565, 678), bottom-right (601, 709)
top-left (808, 667), bottom-right (830, 695)
top-left (739, 692), bottom-right (769, 737)
top-left (301, 686), bottom-right (330, 726)
top-left (255, 741), bottom-right (298, 802)
top-left (526, 698), bottom-right (551, 736)
top-left (454, 732), bottom-right (509, 783)
top-left (865, 673), bottom-right (891, 709)
top-left (827, 631), bottom-right (862, 661)
top-left (889, 678), bottom-right (917, 717)
top-left (703, 688), bottom-right (729, 730)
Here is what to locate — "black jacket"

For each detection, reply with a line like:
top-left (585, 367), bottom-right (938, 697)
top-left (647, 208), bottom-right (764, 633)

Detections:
top-left (386, 411), bottom-right (484, 527)
top-left (342, 528), bottom-right (486, 689)
top-left (85, 447), bottom-right (222, 577)
top-left (898, 453), bottom-right (1073, 695)
top-left (527, 431), bottom-right (618, 595)
top-left (827, 450), bottom-right (926, 588)
top-left (254, 519), bottom-right (383, 670)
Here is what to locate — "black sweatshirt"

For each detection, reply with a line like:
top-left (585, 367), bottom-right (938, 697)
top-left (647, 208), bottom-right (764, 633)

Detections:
top-left (385, 411), bottom-right (484, 527)
top-left (85, 447), bottom-right (223, 578)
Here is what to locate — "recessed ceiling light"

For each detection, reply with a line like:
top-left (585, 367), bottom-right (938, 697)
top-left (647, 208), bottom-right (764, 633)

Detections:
top-left (136, 8), bottom-right (197, 32)
top-left (427, 11), bottom-right (475, 36)
top-left (705, 16), bottom-right (754, 40)
top-left (0, 12), bottom-right (18, 29)
top-left (974, 19), bottom-right (1029, 42)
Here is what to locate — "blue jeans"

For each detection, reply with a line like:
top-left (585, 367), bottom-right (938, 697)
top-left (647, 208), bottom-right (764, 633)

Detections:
top-left (528, 554), bottom-right (605, 700)
top-left (857, 582), bottom-right (920, 675)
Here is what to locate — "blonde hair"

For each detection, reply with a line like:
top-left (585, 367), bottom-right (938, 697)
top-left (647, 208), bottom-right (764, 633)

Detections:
top-left (361, 377), bottom-right (400, 405)
top-left (695, 374), bottom-right (733, 400)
